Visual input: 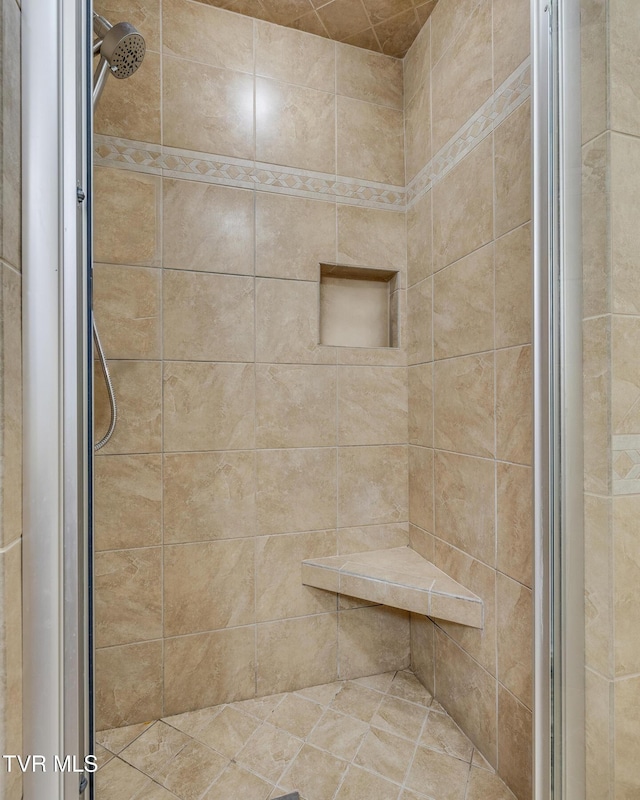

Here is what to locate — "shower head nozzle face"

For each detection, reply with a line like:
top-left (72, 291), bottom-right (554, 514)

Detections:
top-left (101, 21), bottom-right (146, 79)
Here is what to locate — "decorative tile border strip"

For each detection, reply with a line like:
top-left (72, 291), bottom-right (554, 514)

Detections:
top-left (613, 435), bottom-right (640, 496)
top-left (94, 57), bottom-right (530, 212)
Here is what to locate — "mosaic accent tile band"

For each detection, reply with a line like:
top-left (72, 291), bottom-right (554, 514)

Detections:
top-left (94, 58), bottom-right (530, 213)
top-left (613, 435), bottom-right (640, 495)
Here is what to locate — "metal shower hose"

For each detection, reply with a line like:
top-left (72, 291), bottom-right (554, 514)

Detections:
top-left (93, 320), bottom-right (117, 451)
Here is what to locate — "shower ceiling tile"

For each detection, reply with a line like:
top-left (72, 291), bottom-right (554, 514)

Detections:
top-left (192, 0), bottom-right (438, 57)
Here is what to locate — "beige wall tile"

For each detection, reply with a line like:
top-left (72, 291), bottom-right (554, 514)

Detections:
top-left (257, 614), bottom-right (338, 694)
top-left (95, 455), bottom-right (162, 551)
top-left (96, 641), bottom-right (163, 729)
top-left (434, 629), bottom-right (497, 766)
top-left (492, 0), bottom-right (530, 87)
top-left (434, 451), bottom-right (495, 566)
top-left (320, 274), bottom-right (394, 349)
top-left (162, 0), bottom-right (253, 72)
top-left (0, 0), bottom-right (21, 271)
top-left (581, 4), bottom-right (607, 144)
top-left (94, 168), bottom-right (160, 266)
top-left (495, 224), bottom-right (532, 349)
top-left (338, 523), bottom-right (410, 553)
top-left (409, 363), bottom-right (433, 447)
top-left (434, 354), bottom-right (495, 458)
top-left (494, 100), bottom-right (532, 238)
top-left (585, 669), bottom-right (612, 800)
top-left (256, 364), bottom-right (337, 448)
top-left (256, 531), bottom-right (338, 622)
top-left (433, 138), bottom-right (494, 271)
top-left (496, 463), bottom-right (533, 588)
top-left (337, 96), bottom-right (405, 185)
top-left (95, 0), bottom-right (161, 52)
top-left (582, 135), bottom-right (609, 319)
top-left (610, 0), bottom-right (640, 138)
top-left (94, 360), bottom-right (162, 454)
top-left (338, 606), bottom-right (410, 678)
top-left (375, 10), bottom-right (422, 59)
top-left (163, 362), bottom-right (255, 452)
top-left (338, 366), bottom-right (407, 445)
top-left (430, 0), bottom-right (481, 66)
top-left (495, 345), bottom-right (532, 466)
top-left (405, 80), bottom-right (431, 181)
top-left (93, 265), bottom-right (161, 360)
top-left (162, 180), bottom-right (254, 275)
top-left (407, 191), bottom-right (433, 287)
top-left (407, 279), bottom-right (432, 366)
top-left (337, 44), bottom-right (403, 109)
top-left (256, 193), bottom-right (336, 281)
top-left (613, 494), bottom-right (640, 676)
top-left (337, 205), bottom-right (407, 273)
top-left (615, 675), bottom-right (640, 798)
top-left (163, 451), bottom-right (255, 544)
top-left (256, 448), bottom-right (337, 534)
top-left (497, 573), bottom-right (533, 709)
top-left (433, 244), bottom-right (494, 359)
top-left (583, 316), bottom-right (611, 495)
top-left (0, 543), bottom-right (21, 800)
top-left (95, 548), bottom-right (163, 647)
top-left (256, 21), bottom-right (335, 91)
top-left (497, 686), bottom-right (532, 800)
top-left (611, 134), bottom-right (640, 314)
top-left (95, 51), bottom-right (161, 143)
top-left (256, 78), bottom-right (335, 173)
top-left (584, 494), bottom-right (612, 676)
top-left (338, 445), bottom-right (408, 527)
top-left (409, 523), bottom-right (435, 560)
top-left (431, 0), bottom-right (492, 154)
top-left (404, 20), bottom-right (430, 107)
top-left (409, 446), bottom-right (434, 533)
top-left (164, 539), bottom-right (255, 635)
top-left (256, 278), bottom-right (336, 365)
top-left (163, 57), bottom-right (254, 157)
top-left (163, 271), bottom-right (254, 362)
top-left (164, 627), bottom-right (256, 715)
top-left (411, 613), bottom-right (435, 694)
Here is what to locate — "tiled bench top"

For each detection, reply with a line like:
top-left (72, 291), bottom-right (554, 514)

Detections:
top-left (302, 546), bottom-right (483, 629)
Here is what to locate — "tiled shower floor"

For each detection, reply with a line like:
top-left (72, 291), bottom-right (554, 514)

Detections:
top-left (95, 670), bottom-right (515, 800)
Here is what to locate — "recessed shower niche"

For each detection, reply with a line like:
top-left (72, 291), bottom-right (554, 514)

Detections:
top-left (319, 264), bottom-right (399, 349)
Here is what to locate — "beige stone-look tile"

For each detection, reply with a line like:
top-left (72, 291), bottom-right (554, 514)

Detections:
top-left (94, 360), bottom-right (162, 454)
top-left (372, 694), bottom-right (428, 740)
top-left (95, 641), bottom-right (163, 729)
top-left (256, 448), bottom-right (337, 534)
top-left (95, 0), bottom-right (160, 51)
top-left (612, 317), bottom-right (640, 437)
top-left (256, 192), bottom-right (336, 281)
top-left (202, 763), bottom-right (274, 800)
top-left (256, 364), bottom-right (337, 448)
top-left (163, 362), bottom-right (255, 452)
top-left (163, 56), bottom-right (254, 158)
top-left (405, 80), bottom-right (431, 181)
top-left (431, 0), bottom-right (492, 154)
top-left (409, 363), bottom-right (433, 447)
top-left (95, 743), bottom-right (114, 770)
top-left (256, 21), bottom-right (335, 91)
top-left (119, 721), bottom-right (189, 777)
top-left (433, 138), bottom-right (494, 271)
top-left (338, 605), bottom-right (410, 678)
top-left (409, 523), bottom-right (435, 561)
top-left (256, 78), bottom-right (335, 173)
top-left (94, 454), bottom-right (162, 551)
top-left (338, 445), bottom-right (408, 527)
top-left (163, 271), bottom-right (254, 362)
top-left (162, 180), bottom-right (254, 275)
top-left (97, 722), bottom-right (154, 754)
top-left (613, 495), bottom-right (640, 676)
top-left (280, 744), bottom-right (348, 800)
top-left (584, 495), bottom-right (612, 675)
top-left (235, 693), bottom-right (287, 721)
top-left (376, 9), bottom-right (421, 59)
top-left (335, 764), bottom-right (399, 800)
top-left (495, 223), bottom-right (532, 348)
top-left (336, 44), bottom-right (402, 109)
top-left (162, 0), bottom-right (253, 72)
top-left (389, 669), bottom-right (433, 706)
top-left (433, 244), bottom-right (494, 359)
top-left (352, 670), bottom-right (396, 692)
top-left (307, 709), bottom-right (368, 760)
top-left (95, 548), bottom-right (163, 647)
top-left (316, 0), bottom-right (371, 41)
top-left (338, 523), bottom-right (410, 554)
top-left (94, 168), bottom-right (160, 266)
top-left (341, 26), bottom-right (382, 52)
top-left (430, 0), bottom-right (481, 66)
top-left (236, 723), bottom-right (302, 785)
top-left (406, 745), bottom-right (470, 799)
top-left (497, 686), bottom-right (532, 800)
top-left (256, 531), bottom-right (338, 622)
top-left (497, 573), bottom-right (533, 709)
top-left (163, 451), bottom-right (255, 544)
top-left (409, 446), bottom-right (434, 532)
top-left (338, 365), bottom-right (407, 445)
top-left (434, 451), bottom-right (495, 566)
top-left (266, 693), bottom-right (325, 739)
top-left (434, 354), bottom-right (495, 458)
top-left (256, 278), bottom-right (336, 365)
top-left (0, 0), bottom-right (21, 273)
top-left (404, 20), bottom-right (430, 106)
top-left (168, 705), bottom-right (260, 760)
top-left (582, 134), bottom-right (609, 319)
top-left (164, 539), bottom-right (255, 635)
top-left (337, 96), bottom-right (405, 185)
top-left (354, 725), bottom-right (413, 783)
top-left (496, 462), bottom-right (533, 588)
top-left (93, 264), bottom-right (160, 360)
top-left (329, 681), bottom-right (384, 721)
top-left (434, 629), bottom-right (497, 765)
top-left (407, 279), bottom-right (432, 366)
top-left (257, 614), bottom-right (338, 694)
top-left (337, 205), bottom-right (406, 272)
top-left (493, 0), bottom-right (530, 86)
top-left (164, 627), bottom-right (255, 715)
top-left (95, 756), bottom-right (155, 800)
top-left (615, 675), bottom-right (640, 799)
top-left (495, 100), bottom-right (532, 238)
top-left (581, 9), bottom-right (607, 144)
top-left (583, 316), bottom-right (611, 495)
top-left (610, 0), bottom-right (640, 137)
top-left (407, 191), bottom-right (432, 287)
top-left (420, 711), bottom-right (474, 762)
top-left (295, 680), bottom-right (343, 707)
top-left (95, 51), bottom-right (161, 143)
top-left (260, 0), bottom-right (316, 25)
top-left (496, 345), bottom-right (532, 465)
top-left (585, 670), bottom-right (612, 799)
top-left (466, 766), bottom-right (517, 800)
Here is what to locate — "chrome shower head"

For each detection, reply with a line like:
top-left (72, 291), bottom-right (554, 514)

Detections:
top-left (93, 13), bottom-right (146, 107)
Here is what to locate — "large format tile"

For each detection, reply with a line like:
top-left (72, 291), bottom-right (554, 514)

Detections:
top-left (495, 345), bottom-right (533, 465)
top-left (337, 205), bottom-right (407, 272)
top-left (497, 686), bottom-right (532, 800)
top-left (494, 100), bottom-right (532, 238)
top-left (338, 606), bottom-right (410, 678)
top-left (338, 445), bottom-right (408, 527)
top-left (495, 223), bottom-right (532, 348)
top-left (497, 573), bottom-right (533, 709)
top-left (492, 0), bottom-right (530, 86)
top-left (406, 745), bottom-right (470, 800)
top-left (256, 21), bottom-right (335, 91)
top-left (336, 44), bottom-right (403, 109)
top-left (338, 366), bottom-right (407, 445)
